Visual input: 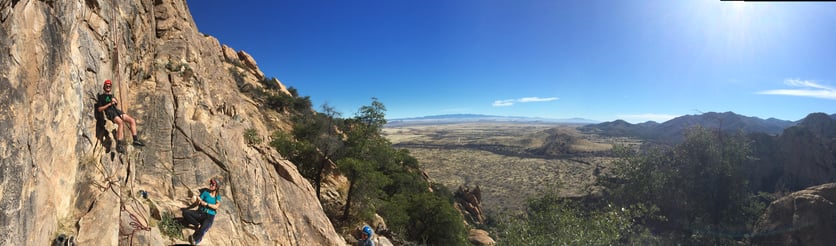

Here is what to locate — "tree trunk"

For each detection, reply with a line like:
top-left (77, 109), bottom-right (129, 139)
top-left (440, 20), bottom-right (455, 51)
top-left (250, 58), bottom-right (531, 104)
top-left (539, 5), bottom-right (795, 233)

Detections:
top-left (315, 157), bottom-right (326, 200)
top-left (343, 177), bottom-right (355, 220)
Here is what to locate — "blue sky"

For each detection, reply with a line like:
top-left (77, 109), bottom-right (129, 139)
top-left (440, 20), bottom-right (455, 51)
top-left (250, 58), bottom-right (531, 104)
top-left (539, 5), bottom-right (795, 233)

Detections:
top-left (187, 0), bottom-right (836, 123)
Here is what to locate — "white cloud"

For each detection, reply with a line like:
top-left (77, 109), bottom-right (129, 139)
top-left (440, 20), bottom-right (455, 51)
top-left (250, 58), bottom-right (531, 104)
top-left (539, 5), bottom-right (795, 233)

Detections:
top-left (519, 97), bottom-right (559, 102)
top-left (616, 113), bottom-right (679, 123)
top-left (492, 97), bottom-right (559, 107)
top-left (757, 79), bottom-right (836, 100)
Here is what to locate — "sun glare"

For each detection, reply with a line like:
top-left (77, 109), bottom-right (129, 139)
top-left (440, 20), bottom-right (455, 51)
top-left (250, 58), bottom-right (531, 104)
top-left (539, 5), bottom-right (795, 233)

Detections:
top-left (728, 1), bottom-right (746, 11)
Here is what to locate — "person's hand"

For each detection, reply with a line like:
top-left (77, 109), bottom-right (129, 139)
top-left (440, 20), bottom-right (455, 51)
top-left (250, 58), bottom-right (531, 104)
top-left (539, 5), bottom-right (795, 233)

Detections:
top-left (111, 98), bottom-right (118, 105)
top-left (191, 195), bottom-right (198, 204)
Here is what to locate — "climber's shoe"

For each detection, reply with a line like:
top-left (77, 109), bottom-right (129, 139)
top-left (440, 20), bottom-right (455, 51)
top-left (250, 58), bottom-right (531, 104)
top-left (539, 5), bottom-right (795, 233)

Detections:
top-left (132, 138), bottom-right (145, 146)
top-left (116, 141), bottom-right (127, 154)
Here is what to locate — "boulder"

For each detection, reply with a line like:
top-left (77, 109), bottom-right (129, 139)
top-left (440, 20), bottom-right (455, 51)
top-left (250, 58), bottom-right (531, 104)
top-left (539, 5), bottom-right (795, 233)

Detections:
top-left (221, 44), bottom-right (237, 63)
top-left (237, 50), bottom-right (265, 79)
top-left (752, 183), bottom-right (836, 246)
top-left (468, 229), bottom-right (496, 246)
top-left (456, 185), bottom-right (485, 224)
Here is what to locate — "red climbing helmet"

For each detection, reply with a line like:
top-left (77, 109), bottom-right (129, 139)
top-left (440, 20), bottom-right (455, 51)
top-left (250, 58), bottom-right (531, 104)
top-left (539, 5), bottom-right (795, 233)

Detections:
top-left (104, 79), bottom-right (112, 86)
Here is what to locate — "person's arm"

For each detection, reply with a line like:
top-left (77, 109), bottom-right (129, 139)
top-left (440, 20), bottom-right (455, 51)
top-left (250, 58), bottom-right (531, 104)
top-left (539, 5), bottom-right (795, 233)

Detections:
top-left (198, 198), bottom-right (220, 210)
top-left (96, 98), bottom-right (117, 112)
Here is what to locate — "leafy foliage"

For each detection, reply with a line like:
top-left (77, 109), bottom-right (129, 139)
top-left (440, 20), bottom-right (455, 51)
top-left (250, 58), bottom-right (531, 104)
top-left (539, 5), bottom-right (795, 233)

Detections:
top-left (158, 211), bottom-right (184, 240)
top-left (599, 126), bottom-right (769, 243)
top-left (383, 193), bottom-right (469, 246)
top-left (338, 157), bottom-right (392, 221)
top-left (244, 127), bottom-right (261, 145)
top-left (266, 96), bottom-right (469, 244)
top-left (495, 193), bottom-right (654, 246)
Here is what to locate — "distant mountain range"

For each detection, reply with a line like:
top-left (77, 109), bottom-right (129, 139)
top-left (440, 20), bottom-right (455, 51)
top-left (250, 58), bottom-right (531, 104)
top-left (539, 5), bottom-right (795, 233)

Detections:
top-left (387, 114), bottom-right (599, 126)
top-left (586, 112), bottom-right (836, 192)
top-left (579, 112), bottom-right (831, 143)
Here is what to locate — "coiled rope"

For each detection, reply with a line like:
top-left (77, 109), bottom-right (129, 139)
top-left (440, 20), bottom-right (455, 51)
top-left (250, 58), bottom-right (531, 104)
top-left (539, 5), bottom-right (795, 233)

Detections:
top-left (120, 199), bottom-right (152, 245)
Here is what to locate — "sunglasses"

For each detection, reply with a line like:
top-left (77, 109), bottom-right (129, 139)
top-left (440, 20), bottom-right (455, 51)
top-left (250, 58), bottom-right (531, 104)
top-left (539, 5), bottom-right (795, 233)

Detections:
top-left (104, 85), bottom-right (112, 88)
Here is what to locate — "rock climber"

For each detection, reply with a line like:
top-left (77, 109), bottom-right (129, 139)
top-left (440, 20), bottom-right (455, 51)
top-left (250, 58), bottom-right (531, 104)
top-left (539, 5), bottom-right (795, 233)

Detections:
top-left (358, 225), bottom-right (375, 246)
top-left (96, 79), bottom-right (144, 153)
top-left (184, 177), bottom-right (222, 245)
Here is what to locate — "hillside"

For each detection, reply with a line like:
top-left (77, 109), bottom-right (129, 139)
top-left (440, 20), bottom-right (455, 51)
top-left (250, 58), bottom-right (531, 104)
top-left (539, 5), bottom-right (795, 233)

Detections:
top-left (580, 111), bottom-right (796, 143)
top-left (582, 111), bottom-right (835, 192)
top-left (0, 0), bottom-right (342, 245)
top-left (747, 112), bottom-right (836, 192)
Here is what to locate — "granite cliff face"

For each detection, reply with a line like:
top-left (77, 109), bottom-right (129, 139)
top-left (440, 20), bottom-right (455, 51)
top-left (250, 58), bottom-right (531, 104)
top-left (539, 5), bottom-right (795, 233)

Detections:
top-left (0, 0), bottom-right (342, 245)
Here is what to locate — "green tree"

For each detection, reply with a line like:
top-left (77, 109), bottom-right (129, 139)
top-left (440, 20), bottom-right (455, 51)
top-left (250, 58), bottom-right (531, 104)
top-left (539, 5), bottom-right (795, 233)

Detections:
top-left (383, 193), bottom-right (469, 246)
top-left (600, 126), bottom-right (766, 243)
top-left (316, 98), bottom-right (470, 243)
top-left (338, 157), bottom-right (391, 221)
top-left (495, 192), bottom-right (651, 246)
top-left (356, 97), bottom-right (387, 131)
top-left (312, 103), bottom-right (343, 200)
top-left (270, 128), bottom-right (321, 184)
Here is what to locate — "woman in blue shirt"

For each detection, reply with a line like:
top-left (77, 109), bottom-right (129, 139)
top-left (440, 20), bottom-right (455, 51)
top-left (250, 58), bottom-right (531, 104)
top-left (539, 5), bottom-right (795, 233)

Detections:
top-left (184, 178), bottom-right (221, 245)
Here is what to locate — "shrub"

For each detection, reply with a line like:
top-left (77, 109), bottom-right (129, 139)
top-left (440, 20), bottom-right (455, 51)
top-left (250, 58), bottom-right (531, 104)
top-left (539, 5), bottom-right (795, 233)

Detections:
top-left (261, 77), bottom-right (281, 90)
top-left (266, 93), bottom-right (294, 113)
top-left (599, 126), bottom-right (768, 243)
top-left (270, 131), bottom-right (295, 156)
top-left (244, 128), bottom-right (261, 145)
top-left (158, 211), bottom-right (183, 240)
top-left (382, 193), bottom-right (469, 246)
top-left (495, 193), bottom-right (654, 245)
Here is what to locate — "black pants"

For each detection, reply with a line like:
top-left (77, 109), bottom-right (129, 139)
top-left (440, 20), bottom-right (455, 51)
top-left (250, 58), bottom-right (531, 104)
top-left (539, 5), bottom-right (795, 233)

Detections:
top-left (183, 209), bottom-right (215, 242)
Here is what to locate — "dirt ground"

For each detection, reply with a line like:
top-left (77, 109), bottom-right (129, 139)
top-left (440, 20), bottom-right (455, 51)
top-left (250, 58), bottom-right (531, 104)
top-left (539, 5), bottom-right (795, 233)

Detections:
top-left (383, 122), bottom-right (640, 214)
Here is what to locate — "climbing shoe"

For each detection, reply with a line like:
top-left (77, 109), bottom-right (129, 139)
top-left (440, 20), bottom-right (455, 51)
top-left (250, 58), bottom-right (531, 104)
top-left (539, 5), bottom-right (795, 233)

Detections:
top-left (132, 138), bottom-right (145, 146)
top-left (116, 141), bottom-right (127, 154)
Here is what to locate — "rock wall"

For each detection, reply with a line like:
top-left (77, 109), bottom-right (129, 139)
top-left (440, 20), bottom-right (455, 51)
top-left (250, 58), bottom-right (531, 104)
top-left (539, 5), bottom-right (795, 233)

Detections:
top-left (0, 0), bottom-right (344, 245)
top-left (752, 183), bottom-right (836, 246)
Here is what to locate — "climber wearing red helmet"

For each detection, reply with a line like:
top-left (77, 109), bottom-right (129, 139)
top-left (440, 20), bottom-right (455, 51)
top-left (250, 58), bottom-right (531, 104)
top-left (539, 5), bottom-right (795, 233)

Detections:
top-left (97, 79), bottom-right (144, 153)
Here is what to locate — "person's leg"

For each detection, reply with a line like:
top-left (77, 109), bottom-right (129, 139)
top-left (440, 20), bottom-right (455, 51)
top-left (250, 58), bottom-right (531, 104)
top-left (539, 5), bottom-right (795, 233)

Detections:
top-left (112, 116), bottom-right (124, 141)
top-left (182, 210), bottom-right (202, 228)
top-left (193, 214), bottom-right (215, 243)
top-left (121, 114), bottom-right (145, 146)
top-left (122, 114), bottom-right (138, 137)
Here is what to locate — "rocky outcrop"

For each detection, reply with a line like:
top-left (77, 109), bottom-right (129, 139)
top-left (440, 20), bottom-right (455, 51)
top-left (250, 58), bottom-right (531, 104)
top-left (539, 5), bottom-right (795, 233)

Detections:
top-left (468, 229), bottom-right (497, 246)
top-left (774, 113), bottom-right (836, 189)
top-left (747, 113), bottom-right (836, 192)
top-left (237, 50), bottom-right (265, 79)
top-left (752, 183), bottom-right (836, 246)
top-left (0, 0), bottom-right (342, 245)
top-left (221, 44), bottom-right (238, 63)
top-left (456, 185), bottom-right (486, 225)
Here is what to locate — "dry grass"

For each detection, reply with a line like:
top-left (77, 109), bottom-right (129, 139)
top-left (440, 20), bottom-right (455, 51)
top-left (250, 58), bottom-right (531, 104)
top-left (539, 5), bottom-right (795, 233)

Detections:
top-left (384, 122), bottom-right (641, 214)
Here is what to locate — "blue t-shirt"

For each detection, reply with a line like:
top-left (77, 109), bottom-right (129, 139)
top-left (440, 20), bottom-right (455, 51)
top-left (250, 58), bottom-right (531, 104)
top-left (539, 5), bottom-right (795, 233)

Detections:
top-left (200, 190), bottom-right (221, 215)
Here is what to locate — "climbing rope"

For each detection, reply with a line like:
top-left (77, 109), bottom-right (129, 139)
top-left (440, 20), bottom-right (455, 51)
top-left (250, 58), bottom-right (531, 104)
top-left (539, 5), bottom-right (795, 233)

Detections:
top-left (120, 199), bottom-right (152, 245)
top-left (110, 0), bottom-right (125, 112)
